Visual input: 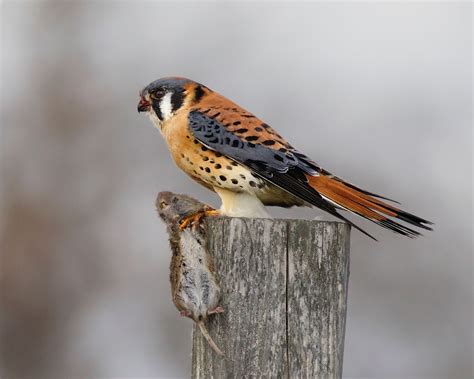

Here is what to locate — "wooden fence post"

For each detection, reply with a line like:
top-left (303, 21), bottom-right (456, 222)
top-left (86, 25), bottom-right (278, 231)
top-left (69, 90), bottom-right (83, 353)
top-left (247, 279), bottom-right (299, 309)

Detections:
top-left (191, 217), bottom-right (351, 378)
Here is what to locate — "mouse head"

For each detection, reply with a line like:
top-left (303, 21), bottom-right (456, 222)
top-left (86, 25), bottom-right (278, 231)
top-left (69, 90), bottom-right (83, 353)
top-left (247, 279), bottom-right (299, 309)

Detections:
top-left (157, 191), bottom-right (206, 225)
top-left (157, 191), bottom-right (181, 224)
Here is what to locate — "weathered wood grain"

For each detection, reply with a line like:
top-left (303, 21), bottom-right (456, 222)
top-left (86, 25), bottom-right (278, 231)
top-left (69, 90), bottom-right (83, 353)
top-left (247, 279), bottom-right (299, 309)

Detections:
top-left (191, 217), bottom-right (350, 379)
top-left (287, 221), bottom-right (350, 379)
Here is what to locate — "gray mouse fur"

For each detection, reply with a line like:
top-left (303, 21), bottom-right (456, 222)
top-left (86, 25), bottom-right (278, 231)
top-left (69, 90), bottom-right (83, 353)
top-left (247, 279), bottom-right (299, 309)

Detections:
top-left (157, 191), bottom-right (224, 356)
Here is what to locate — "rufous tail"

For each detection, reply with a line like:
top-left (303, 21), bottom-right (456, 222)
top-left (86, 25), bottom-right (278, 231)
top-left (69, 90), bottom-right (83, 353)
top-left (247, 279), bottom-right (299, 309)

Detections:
top-left (306, 174), bottom-right (433, 238)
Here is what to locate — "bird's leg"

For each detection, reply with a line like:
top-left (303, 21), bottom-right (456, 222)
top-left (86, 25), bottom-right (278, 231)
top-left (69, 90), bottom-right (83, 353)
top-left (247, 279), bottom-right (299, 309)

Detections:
top-left (179, 206), bottom-right (220, 230)
top-left (208, 306), bottom-right (224, 315)
top-left (213, 187), bottom-right (271, 218)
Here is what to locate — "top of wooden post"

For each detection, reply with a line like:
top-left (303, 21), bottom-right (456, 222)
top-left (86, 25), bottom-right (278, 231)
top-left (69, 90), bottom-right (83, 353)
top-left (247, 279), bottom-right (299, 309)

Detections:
top-left (192, 217), bottom-right (351, 379)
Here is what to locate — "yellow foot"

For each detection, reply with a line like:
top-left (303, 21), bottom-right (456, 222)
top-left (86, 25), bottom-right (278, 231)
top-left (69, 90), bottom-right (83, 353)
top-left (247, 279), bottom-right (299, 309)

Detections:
top-left (179, 208), bottom-right (220, 230)
top-left (203, 209), bottom-right (219, 217)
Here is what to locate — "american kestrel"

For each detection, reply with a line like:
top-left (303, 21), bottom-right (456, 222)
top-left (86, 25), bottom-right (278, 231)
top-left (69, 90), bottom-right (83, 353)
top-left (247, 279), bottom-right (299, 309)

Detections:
top-left (138, 77), bottom-right (433, 239)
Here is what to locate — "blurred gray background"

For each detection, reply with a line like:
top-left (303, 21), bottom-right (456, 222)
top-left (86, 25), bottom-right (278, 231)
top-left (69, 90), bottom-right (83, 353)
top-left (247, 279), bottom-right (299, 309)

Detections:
top-left (1, 2), bottom-right (472, 378)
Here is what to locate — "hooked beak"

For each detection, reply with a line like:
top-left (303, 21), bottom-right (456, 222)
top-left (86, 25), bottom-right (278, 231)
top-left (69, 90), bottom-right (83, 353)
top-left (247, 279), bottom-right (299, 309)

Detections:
top-left (137, 96), bottom-right (151, 113)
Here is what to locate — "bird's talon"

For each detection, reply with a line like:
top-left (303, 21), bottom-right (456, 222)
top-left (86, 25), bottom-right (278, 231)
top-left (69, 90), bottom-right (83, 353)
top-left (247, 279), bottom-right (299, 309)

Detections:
top-left (203, 208), bottom-right (219, 218)
top-left (178, 219), bottom-right (189, 230)
top-left (179, 208), bottom-right (220, 230)
top-left (179, 214), bottom-right (198, 230)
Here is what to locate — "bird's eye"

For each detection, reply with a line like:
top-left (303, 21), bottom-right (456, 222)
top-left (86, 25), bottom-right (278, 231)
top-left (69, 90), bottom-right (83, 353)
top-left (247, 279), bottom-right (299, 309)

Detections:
top-left (150, 89), bottom-right (165, 100)
top-left (159, 201), bottom-right (167, 209)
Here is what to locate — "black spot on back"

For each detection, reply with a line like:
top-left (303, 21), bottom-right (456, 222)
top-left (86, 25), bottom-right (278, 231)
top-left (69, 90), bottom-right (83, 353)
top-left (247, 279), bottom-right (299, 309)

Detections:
top-left (274, 154), bottom-right (284, 162)
top-left (194, 85), bottom-right (206, 103)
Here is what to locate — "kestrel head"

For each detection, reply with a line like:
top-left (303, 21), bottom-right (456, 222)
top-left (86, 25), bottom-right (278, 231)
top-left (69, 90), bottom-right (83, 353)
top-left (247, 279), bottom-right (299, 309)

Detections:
top-left (138, 77), bottom-right (200, 127)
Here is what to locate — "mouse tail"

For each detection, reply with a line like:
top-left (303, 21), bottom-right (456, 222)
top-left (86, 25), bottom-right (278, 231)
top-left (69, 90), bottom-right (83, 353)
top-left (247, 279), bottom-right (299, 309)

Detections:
top-left (197, 321), bottom-right (225, 357)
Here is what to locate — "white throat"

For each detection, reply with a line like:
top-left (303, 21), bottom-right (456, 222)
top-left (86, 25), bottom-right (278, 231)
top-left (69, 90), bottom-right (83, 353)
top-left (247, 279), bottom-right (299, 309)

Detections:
top-left (147, 108), bottom-right (163, 130)
top-left (146, 91), bottom-right (175, 131)
top-left (159, 92), bottom-right (173, 121)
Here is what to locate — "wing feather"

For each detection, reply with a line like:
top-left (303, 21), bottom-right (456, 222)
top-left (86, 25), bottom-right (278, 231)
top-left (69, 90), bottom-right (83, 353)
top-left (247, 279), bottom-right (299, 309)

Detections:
top-left (188, 109), bottom-right (377, 239)
top-left (187, 107), bottom-right (432, 239)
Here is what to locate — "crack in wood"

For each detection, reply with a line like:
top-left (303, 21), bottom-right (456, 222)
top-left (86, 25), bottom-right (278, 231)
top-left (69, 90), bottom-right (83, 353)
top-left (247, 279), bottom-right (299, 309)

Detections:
top-left (191, 217), bottom-right (350, 379)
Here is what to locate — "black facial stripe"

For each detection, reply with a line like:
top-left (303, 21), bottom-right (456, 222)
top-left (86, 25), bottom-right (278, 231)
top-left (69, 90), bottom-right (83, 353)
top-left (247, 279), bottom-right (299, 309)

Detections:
top-left (152, 102), bottom-right (163, 121)
top-left (194, 85), bottom-right (206, 103)
top-left (171, 89), bottom-right (184, 112)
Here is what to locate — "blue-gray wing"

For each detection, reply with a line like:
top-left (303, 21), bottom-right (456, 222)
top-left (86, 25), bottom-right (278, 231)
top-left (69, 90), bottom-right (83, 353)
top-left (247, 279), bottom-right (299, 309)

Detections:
top-left (187, 109), bottom-right (379, 239)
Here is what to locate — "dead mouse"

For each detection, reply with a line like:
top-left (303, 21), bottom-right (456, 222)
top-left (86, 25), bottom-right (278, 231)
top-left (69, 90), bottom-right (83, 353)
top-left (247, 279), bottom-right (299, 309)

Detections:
top-left (157, 191), bottom-right (224, 356)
